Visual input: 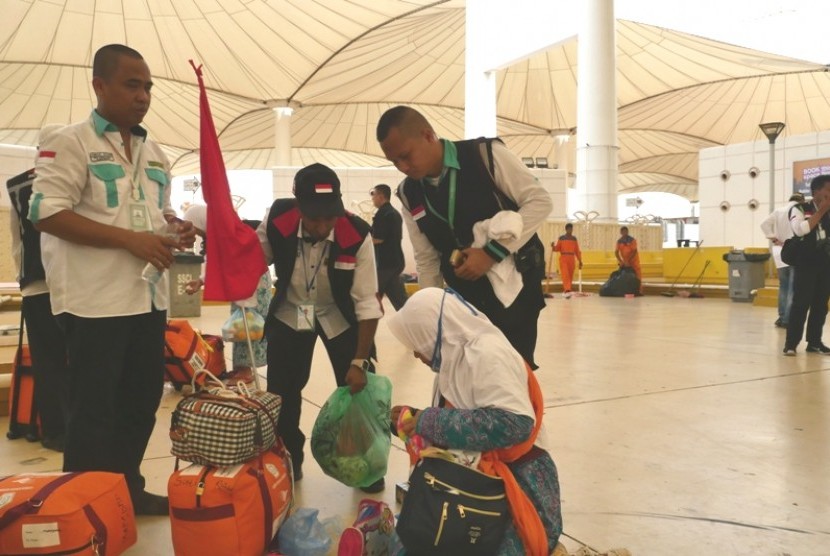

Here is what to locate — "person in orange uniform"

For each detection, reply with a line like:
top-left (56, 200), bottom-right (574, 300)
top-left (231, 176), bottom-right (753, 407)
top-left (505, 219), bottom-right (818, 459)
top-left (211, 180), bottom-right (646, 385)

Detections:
top-left (552, 223), bottom-right (583, 296)
top-left (615, 226), bottom-right (643, 294)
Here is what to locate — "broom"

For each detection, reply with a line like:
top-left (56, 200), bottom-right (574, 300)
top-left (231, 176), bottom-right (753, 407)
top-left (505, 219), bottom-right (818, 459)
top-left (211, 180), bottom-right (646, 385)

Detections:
top-left (661, 240), bottom-right (703, 297)
top-left (677, 260), bottom-right (710, 298)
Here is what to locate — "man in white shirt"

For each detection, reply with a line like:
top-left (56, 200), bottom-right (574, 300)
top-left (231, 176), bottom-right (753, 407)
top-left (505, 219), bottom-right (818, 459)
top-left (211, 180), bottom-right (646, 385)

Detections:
top-left (377, 106), bottom-right (552, 368)
top-left (257, 163), bottom-right (383, 490)
top-left (29, 44), bottom-right (195, 515)
top-left (760, 192), bottom-right (805, 328)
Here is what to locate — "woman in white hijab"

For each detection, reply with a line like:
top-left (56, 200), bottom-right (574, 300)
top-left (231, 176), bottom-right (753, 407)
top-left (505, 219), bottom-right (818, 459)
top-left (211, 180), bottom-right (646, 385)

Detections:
top-left (387, 287), bottom-right (562, 555)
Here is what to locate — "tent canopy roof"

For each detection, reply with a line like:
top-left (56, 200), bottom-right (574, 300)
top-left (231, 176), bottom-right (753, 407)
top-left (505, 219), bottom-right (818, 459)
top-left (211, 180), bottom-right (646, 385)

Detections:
top-left (1, 0), bottom-right (828, 201)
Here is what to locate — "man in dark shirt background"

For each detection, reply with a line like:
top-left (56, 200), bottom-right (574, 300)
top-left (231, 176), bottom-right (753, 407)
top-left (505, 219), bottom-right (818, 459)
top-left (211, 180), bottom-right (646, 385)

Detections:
top-left (370, 184), bottom-right (408, 311)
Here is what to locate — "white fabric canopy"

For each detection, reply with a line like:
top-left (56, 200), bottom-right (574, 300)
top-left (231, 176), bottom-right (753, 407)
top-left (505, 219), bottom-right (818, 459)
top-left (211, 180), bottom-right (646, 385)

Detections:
top-left (1, 1), bottom-right (827, 200)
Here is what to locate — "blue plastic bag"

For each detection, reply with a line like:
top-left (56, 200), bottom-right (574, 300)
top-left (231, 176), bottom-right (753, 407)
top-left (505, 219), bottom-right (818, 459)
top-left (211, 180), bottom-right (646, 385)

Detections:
top-left (277, 508), bottom-right (333, 556)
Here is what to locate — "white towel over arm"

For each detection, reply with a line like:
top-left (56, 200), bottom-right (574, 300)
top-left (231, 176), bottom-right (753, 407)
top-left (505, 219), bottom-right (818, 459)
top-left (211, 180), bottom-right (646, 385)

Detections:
top-left (472, 211), bottom-right (524, 307)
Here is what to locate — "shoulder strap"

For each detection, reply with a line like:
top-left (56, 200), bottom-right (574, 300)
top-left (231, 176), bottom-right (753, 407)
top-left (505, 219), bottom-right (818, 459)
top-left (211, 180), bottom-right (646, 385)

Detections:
top-left (476, 137), bottom-right (512, 211)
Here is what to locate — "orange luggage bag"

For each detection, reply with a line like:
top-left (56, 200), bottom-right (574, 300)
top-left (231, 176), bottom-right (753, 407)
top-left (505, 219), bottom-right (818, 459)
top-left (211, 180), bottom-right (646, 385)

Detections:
top-left (0, 471), bottom-right (136, 555)
top-left (7, 334), bottom-right (41, 442)
top-left (168, 440), bottom-right (294, 556)
top-left (164, 320), bottom-right (224, 387)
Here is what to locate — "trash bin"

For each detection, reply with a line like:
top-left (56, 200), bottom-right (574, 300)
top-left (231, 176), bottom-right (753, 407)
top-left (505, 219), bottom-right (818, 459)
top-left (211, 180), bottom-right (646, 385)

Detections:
top-left (722, 250), bottom-right (770, 302)
top-left (169, 252), bottom-right (204, 317)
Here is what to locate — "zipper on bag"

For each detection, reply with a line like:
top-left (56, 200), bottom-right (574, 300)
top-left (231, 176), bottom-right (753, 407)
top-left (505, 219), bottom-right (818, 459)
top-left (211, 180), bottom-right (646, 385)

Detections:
top-left (434, 501), bottom-right (448, 546)
top-left (457, 504), bottom-right (502, 518)
top-left (423, 472), bottom-right (505, 501)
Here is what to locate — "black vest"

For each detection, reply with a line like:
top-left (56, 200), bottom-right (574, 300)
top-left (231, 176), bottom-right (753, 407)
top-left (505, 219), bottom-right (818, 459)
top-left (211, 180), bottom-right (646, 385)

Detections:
top-left (265, 199), bottom-right (370, 325)
top-left (397, 138), bottom-right (545, 301)
top-left (6, 169), bottom-right (45, 288)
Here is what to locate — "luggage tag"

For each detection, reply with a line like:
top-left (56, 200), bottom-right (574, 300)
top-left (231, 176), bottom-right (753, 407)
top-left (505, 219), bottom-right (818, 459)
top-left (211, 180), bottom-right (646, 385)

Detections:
top-left (297, 304), bottom-right (315, 331)
top-left (130, 203), bottom-right (151, 231)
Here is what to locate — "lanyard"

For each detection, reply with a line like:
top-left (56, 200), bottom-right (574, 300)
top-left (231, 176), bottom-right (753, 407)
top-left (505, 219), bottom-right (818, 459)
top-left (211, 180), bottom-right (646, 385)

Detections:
top-left (103, 133), bottom-right (144, 202)
top-left (130, 141), bottom-right (144, 201)
top-left (422, 168), bottom-right (457, 231)
top-left (300, 240), bottom-right (329, 294)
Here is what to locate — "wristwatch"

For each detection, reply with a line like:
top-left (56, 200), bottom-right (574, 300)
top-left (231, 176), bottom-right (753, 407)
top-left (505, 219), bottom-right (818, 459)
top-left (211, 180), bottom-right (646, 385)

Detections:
top-left (350, 358), bottom-right (371, 372)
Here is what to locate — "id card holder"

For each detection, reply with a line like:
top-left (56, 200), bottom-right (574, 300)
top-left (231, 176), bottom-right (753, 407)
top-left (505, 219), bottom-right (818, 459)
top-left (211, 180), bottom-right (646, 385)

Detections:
top-left (129, 203), bottom-right (151, 231)
top-left (297, 304), bottom-right (315, 331)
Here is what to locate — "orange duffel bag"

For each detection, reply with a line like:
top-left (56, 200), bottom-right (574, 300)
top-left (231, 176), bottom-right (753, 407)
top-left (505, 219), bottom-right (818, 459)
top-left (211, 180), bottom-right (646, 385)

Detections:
top-left (169, 440), bottom-right (294, 556)
top-left (0, 471), bottom-right (136, 555)
top-left (164, 320), bottom-right (222, 387)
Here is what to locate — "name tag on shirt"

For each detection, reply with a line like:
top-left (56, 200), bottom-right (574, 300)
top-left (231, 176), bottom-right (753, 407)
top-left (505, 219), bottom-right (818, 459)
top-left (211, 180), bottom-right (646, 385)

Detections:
top-left (297, 304), bottom-right (315, 331)
top-left (130, 203), bottom-right (151, 231)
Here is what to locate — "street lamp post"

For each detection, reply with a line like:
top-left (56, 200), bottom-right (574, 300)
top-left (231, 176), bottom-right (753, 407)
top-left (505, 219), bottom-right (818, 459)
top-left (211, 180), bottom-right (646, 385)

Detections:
top-left (759, 121), bottom-right (786, 279)
top-left (759, 122), bottom-right (786, 214)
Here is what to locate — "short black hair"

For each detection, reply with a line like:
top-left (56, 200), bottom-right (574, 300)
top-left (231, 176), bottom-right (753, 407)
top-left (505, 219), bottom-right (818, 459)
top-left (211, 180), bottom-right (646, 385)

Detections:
top-left (620, 226), bottom-right (629, 233)
top-left (565, 223), bottom-right (573, 231)
top-left (372, 184), bottom-right (391, 200)
top-left (810, 174), bottom-right (830, 194)
top-left (376, 105), bottom-right (432, 142)
top-left (93, 44), bottom-right (143, 80)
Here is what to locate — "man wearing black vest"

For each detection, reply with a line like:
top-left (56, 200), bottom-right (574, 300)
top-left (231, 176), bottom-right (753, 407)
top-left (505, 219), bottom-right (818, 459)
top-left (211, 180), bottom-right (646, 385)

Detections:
top-left (7, 124), bottom-right (69, 451)
top-left (377, 106), bottom-right (551, 368)
top-left (257, 163), bottom-right (384, 490)
top-left (783, 174), bottom-right (830, 356)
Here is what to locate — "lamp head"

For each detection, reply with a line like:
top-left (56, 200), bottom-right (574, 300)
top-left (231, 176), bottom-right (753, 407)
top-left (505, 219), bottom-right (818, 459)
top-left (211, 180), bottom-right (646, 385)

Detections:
top-left (759, 122), bottom-right (786, 143)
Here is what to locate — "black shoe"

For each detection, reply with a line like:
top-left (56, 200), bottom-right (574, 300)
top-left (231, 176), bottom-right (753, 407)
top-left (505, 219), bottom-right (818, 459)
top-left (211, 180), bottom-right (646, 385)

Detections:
top-left (783, 347), bottom-right (796, 357)
top-left (359, 478), bottom-right (385, 494)
top-left (806, 343), bottom-right (830, 354)
top-left (131, 490), bottom-right (169, 516)
top-left (774, 319), bottom-right (788, 329)
top-left (41, 435), bottom-right (65, 452)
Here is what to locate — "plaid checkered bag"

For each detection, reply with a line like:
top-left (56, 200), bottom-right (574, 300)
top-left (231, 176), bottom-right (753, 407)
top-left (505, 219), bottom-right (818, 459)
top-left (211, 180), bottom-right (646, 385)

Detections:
top-left (170, 371), bottom-right (281, 467)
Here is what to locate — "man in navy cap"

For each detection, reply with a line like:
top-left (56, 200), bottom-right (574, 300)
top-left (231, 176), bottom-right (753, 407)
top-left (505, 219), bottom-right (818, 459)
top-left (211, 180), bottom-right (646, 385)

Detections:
top-left (256, 163), bottom-right (384, 491)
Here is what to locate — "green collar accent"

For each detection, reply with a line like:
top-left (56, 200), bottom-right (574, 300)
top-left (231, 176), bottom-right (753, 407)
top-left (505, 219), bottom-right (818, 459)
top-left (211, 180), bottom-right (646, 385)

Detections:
top-left (441, 139), bottom-right (460, 171)
top-left (91, 110), bottom-right (147, 140)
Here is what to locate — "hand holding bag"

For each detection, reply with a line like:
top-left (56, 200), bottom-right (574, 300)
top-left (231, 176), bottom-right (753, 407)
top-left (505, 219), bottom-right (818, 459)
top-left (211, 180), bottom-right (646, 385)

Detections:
top-left (170, 370), bottom-right (281, 467)
top-left (396, 449), bottom-right (509, 555)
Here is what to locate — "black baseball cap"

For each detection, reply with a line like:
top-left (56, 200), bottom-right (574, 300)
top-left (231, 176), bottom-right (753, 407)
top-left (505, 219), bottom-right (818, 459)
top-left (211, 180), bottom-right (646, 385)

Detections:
top-left (293, 163), bottom-right (345, 218)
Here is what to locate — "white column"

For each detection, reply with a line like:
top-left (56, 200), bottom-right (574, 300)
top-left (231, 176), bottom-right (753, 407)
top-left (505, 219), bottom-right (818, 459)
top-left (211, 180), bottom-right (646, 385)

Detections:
top-left (273, 106), bottom-right (293, 167)
top-left (464, 0), bottom-right (497, 138)
top-left (573, 0), bottom-right (618, 222)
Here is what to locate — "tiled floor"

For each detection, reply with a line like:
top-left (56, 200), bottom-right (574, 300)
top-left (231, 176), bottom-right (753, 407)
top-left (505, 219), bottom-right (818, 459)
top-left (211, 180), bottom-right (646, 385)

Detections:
top-left (1, 295), bottom-right (827, 555)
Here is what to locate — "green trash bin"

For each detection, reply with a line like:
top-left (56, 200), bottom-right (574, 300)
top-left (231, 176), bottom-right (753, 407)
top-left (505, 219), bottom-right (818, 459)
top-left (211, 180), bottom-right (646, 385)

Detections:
top-left (168, 252), bottom-right (204, 317)
top-left (722, 250), bottom-right (770, 302)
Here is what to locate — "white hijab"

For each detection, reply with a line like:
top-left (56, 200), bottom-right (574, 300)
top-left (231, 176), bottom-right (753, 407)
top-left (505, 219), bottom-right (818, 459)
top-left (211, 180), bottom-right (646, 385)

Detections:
top-left (386, 288), bottom-right (535, 422)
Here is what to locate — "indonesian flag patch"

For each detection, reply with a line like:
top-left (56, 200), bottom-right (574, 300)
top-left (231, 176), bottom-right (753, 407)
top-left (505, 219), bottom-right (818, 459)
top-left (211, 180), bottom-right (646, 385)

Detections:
top-left (315, 183), bottom-right (334, 194)
top-left (411, 205), bottom-right (426, 221)
top-left (37, 151), bottom-right (56, 165)
top-left (334, 255), bottom-right (356, 270)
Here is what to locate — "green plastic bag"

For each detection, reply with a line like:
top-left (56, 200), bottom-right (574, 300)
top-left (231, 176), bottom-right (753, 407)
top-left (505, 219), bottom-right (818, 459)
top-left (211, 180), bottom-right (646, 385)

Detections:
top-left (310, 373), bottom-right (392, 487)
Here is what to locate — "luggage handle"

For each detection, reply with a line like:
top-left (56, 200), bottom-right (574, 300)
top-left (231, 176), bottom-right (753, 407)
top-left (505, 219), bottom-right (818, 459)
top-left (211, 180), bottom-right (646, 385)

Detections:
top-left (190, 368), bottom-right (232, 395)
top-left (0, 473), bottom-right (79, 532)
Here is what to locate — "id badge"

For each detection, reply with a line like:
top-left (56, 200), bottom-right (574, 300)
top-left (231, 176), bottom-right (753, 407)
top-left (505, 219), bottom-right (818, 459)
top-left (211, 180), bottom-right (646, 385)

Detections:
top-left (129, 203), bottom-right (151, 231)
top-left (297, 304), bottom-right (315, 331)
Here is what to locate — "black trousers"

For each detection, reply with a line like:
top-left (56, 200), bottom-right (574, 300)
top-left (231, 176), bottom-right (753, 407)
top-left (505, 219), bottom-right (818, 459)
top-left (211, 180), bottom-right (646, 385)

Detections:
top-left (785, 262), bottom-right (830, 348)
top-left (21, 293), bottom-right (69, 440)
top-left (377, 266), bottom-right (408, 311)
top-left (265, 317), bottom-right (369, 472)
top-left (58, 309), bottom-right (166, 495)
top-left (447, 263), bottom-right (545, 369)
